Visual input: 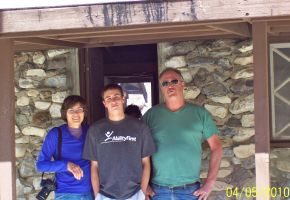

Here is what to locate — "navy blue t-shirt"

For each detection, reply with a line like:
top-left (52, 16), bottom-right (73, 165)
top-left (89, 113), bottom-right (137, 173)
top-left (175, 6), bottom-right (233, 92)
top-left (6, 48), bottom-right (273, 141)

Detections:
top-left (83, 116), bottom-right (156, 199)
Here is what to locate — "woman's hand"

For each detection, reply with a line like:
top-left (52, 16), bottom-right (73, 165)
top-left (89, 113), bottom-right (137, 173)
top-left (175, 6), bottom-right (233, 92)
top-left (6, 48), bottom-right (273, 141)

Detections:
top-left (67, 162), bottom-right (83, 180)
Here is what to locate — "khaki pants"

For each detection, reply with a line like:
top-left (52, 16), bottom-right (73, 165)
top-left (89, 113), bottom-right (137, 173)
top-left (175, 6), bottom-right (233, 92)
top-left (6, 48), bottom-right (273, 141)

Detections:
top-left (95, 190), bottom-right (145, 200)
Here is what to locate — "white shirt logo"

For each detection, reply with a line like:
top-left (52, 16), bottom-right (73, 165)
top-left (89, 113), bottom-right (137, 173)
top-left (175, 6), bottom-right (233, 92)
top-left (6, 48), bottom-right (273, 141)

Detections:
top-left (105, 131), bottom-right (113, 140)
top-left (102, 131), bottom-right (137, 144)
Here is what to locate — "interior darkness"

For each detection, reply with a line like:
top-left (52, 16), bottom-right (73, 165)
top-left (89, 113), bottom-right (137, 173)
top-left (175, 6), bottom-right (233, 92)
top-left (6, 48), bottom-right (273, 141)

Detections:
top-left (103, 44), bottom-right (158, 77)
top-left (84, 44), bottom-right (159, 122)
top-left (103, 44), bottom-right (158, 64)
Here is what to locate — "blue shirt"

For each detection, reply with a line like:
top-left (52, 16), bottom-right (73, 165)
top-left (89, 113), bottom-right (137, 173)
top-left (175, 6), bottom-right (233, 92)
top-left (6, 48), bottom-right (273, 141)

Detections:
top-left (36, 124), bottom-right (92, 194)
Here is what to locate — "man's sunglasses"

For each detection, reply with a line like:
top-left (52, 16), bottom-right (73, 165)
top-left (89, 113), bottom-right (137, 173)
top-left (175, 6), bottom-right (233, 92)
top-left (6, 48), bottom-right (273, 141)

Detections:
top-left (161, 79), bottom-right (180, 87)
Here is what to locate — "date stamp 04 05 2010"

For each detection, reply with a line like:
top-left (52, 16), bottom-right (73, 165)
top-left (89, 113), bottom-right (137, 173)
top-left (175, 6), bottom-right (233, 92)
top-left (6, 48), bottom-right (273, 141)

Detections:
top-left (226, 186), bottom-right (290, 198)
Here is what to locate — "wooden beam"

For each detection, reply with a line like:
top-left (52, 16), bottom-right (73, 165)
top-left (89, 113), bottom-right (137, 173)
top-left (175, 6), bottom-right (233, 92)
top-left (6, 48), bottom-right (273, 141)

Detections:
top-left (14, 43), bottom-right (72, 52)
top-left (0, 20), bottom-right (245, 39)
top-left (54, 24), bottom-right (214, 40)
top-left (267, 20), bottom-right (290, 35)
top-left (1, 0), bottom-right (290, 34)
top-left (85, 48), bottom-right (105, 122)
top-left (265, 19), bottom-right (290, 26)
top-left (13, 31), bottom-right (241, 51)
top-left (14, 37), bottom-right (85, 48)
top-left (269, 35), bottom-right (290, 43)
top-left (253, 21), bottom-right (270, 154)
top-left (14, 32), bottom-right (243, 50)
top-left (269, 26), bottom-right (290, 33)
top-left (208, 23), bottom-right (251, 37)
top-left (87, 30), bottom-right (228, 45)
top-left (274, 32), bottom-right (290, 37)
top-left (82, 34), bottom-right (242, 47)
top-left (0, 39), bottom-right (16, 200)
top-left (252, 21), bottom-right (270, 200)
top-left (270, 141), bottom-right (290, 148)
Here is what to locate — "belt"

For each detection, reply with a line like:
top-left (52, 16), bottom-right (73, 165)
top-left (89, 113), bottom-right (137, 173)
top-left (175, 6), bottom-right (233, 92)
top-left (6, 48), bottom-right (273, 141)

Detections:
top-left (152, 182), bottom-right (200, 190)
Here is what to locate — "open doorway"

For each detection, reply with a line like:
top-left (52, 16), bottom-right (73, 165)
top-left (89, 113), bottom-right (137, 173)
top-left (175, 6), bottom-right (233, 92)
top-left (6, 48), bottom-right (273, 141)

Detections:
top-left (105, 75), bottom-right (153, 115)
top-left (81, 44), bottom-right (158, 122)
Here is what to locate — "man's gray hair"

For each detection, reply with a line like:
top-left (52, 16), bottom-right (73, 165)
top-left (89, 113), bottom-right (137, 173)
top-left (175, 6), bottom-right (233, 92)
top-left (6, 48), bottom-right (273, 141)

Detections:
top-left (159, 67), bottom-right (184, 80)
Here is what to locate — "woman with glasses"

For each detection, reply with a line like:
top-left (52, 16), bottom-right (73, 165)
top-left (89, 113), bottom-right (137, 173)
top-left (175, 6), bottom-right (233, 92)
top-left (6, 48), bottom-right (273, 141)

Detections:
top-left (36, 95), bottom-right (93, 200)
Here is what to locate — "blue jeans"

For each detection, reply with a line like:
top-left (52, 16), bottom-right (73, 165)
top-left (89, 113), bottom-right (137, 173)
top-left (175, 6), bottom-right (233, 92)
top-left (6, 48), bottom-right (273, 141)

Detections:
top-left (55, 192), bottom-right (94, 200)
top-left (151, 182), bottom-right (200, 200)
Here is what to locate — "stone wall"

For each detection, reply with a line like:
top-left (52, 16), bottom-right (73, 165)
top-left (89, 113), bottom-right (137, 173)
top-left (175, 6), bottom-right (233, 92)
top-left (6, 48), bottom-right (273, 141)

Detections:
top-left (14, 42), bottom-right (289, 200)
top-left (14, 49), bottom-right (78, 200)
top-left (158, 39), bottom-right (255, 200)
top-left (271, 148), bottom-right (290, 197)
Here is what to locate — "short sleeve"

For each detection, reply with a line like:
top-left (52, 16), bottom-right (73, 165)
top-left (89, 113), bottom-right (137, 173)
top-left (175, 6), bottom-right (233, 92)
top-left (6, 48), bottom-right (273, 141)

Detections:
top-left (141, 123), bottom-right (156, 158)
top-left (201, 108), bottom-right (219, 140)
top-left (83, 125), bottom-right (98, 161)
top-left (142, 109), bottom-right (151, 127)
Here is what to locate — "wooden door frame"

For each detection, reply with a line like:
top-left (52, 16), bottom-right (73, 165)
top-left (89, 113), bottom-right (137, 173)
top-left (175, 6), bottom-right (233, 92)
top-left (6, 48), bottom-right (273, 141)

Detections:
top-left (253, 21), bottom-right (271, 200)
top-left (0, 39), bottom-right (16, 200)
top-left (79, 48), bottom-right (105, 123)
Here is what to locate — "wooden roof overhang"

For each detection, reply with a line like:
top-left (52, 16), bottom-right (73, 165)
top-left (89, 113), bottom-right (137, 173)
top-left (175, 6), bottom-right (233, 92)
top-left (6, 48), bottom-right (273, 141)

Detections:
top-left (0, 0), bottom-right (290, 51)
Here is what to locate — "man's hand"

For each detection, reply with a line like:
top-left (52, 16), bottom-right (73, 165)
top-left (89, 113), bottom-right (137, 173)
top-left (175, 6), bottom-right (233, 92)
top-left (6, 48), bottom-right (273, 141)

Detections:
top-left (141, 157), bottom-right (152, 200)
top-left (193, 134), bottom-right (222, 200)
top-left (67, 162), bottom-right (83, 180)
top-left (145, 194), bottom-right (151, 200)
top-left (146, 185), bottom-right (155, 199)
top-left (193, 183), bottom-right (212, 200)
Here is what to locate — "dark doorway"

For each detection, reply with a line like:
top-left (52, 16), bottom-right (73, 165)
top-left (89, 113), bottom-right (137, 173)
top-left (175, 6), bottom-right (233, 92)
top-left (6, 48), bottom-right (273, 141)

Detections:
top-left (105, 75), bottom-right (153, 115)
top-left (80, 44), bottom-right (158, 123)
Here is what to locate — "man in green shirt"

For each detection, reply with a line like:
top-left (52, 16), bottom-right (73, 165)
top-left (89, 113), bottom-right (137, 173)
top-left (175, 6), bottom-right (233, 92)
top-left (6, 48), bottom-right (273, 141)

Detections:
top-left (143, 68), bottom-right (222, 200)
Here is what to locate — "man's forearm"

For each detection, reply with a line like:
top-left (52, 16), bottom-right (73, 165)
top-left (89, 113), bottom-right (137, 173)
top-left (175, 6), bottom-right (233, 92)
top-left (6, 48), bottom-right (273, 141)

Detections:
top-left (205, 134), bottom-right (223, 187)
top-left (206, 147), bottom-right (222, 185)
top-left (91, 161), bottom-right (100, 195)
top-left (141, 156), bottom-right (151, 193)
top-left (206, 136), bottom-right (223, 187)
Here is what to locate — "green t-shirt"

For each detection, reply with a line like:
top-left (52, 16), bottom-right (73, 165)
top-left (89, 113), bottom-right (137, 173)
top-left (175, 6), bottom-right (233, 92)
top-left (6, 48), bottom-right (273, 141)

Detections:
top-left (143, 103), bottom-right (219, 187)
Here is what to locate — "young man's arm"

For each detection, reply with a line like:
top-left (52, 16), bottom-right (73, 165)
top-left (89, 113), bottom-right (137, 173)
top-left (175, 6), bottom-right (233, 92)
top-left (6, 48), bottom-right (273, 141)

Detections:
top-left (141, 156), bottom-right (151, 194)
top-left (91, 160), bottom-right (100, 196)
top-left (194, 134), bottom-right (222, 200)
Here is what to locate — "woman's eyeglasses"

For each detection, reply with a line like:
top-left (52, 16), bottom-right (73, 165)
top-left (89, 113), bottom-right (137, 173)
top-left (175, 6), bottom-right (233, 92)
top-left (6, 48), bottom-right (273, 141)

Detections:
top-left (67, 108), bottom-right (85, 114)
top-left (161, 79), bottom-right (180, 87)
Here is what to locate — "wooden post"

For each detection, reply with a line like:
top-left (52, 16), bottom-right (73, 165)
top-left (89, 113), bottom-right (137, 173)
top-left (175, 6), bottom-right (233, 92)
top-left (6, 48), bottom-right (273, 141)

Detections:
top-left (0, 39), bottom-right (15, 200)
top-left (253, 21), bottom-right (270, 200)
top-left (83, 48), bottom-right (105, 123)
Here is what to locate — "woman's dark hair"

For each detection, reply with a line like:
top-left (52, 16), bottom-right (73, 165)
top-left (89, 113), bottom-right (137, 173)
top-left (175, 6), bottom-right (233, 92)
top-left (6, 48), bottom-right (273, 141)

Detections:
top-left (125, 104), bottom-right (142, 119)
top-left (60, 95), bottom-right (87, 121)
